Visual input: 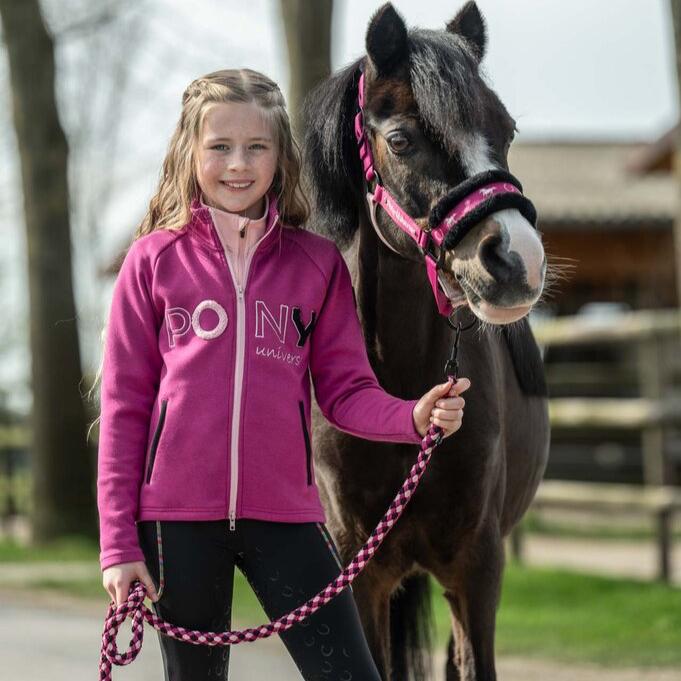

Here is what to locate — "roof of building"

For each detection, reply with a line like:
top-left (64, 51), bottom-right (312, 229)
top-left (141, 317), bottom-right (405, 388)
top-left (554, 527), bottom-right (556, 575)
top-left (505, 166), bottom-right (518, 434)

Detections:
top-left (508, 141), bottom-right (678, 229)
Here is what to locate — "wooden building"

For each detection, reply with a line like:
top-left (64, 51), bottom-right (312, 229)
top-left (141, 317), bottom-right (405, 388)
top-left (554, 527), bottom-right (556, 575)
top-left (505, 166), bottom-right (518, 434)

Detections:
top-left (510, 138), bottom-right (681, 485)
top-left (509, 139), bottom-right (678, 312)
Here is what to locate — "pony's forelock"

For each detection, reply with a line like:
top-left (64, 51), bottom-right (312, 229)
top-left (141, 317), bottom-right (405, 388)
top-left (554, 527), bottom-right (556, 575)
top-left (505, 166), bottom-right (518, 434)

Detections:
top-left (409, 29), bottom-right (485, 157)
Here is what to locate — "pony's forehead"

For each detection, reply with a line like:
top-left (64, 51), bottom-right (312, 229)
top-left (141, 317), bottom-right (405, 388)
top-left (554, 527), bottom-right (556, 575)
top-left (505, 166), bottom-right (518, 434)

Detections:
top-left (408, 29), bottom-right (488, 144)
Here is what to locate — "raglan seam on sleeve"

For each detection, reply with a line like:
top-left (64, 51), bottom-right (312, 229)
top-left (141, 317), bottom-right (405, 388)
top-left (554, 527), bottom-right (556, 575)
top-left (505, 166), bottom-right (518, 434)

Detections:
top-left (284, 231), bottom-right (333, 286)
top-left (135, 230), bottom-right (187, 321)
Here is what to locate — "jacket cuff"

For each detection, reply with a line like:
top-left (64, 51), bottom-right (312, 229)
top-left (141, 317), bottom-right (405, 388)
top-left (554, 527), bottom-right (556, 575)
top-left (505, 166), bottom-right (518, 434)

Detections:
top-left (100, 547), bottom-right (145, 572)
top-left (405, 398), bottom-right (425, 444)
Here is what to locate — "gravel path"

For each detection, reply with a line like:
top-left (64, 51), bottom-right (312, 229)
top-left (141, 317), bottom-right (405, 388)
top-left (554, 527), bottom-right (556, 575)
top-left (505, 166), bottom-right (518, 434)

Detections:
top-left (519, 534), bottom-right (681, 585)
top-left (0, 588), bottom-right (302, 680)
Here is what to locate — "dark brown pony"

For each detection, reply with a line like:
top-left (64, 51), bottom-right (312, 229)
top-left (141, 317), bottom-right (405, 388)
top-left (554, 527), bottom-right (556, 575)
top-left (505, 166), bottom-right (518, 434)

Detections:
top-left (302, 3), bottom-right (550, 680)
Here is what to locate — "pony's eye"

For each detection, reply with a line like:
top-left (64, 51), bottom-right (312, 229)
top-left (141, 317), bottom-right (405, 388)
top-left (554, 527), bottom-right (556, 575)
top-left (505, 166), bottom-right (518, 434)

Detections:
top-left (386, 132), bottom-right (412, 155)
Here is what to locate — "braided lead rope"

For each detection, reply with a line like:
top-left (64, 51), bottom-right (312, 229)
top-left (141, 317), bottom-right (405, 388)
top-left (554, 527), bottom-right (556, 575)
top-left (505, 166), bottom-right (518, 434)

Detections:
top-left (98, 420), bottom-right (450, 680)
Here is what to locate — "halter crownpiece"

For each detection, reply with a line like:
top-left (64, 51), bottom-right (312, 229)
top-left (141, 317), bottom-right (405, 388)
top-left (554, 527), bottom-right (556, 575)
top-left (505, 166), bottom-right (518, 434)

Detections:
top-left (354, 70), bottom-right (538, 318)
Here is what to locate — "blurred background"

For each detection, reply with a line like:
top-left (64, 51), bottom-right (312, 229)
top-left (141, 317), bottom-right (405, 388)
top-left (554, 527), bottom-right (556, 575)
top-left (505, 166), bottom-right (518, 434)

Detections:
top-left (0, 1), bottom-right (680, 679)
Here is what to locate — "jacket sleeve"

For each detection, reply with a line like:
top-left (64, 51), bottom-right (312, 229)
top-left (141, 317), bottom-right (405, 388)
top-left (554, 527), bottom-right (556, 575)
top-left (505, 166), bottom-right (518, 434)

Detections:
top-left (97, 240), bottom-right (163, 571)
top-left (309, 247), bottom-right (423, 445)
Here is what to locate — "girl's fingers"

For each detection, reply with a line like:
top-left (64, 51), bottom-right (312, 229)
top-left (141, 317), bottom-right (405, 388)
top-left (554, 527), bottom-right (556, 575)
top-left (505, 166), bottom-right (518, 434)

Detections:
top-left (431, 409), bottom-right (464, 436)
top-left (448, 377), bottom-right (471, 396)
top-left (115, 582), bottom-right (128, 608)
top-left (434, 397), bottom-right (465, 410)
top-left (431, 408), bottom-right (464, 421)
top-left (138, 567), bottom-right (159, 602)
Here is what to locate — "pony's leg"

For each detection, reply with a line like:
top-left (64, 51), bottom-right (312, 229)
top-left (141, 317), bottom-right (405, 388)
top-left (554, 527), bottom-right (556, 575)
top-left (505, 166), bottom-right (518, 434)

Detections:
top-left (351, 565), bottom-right (394, 680)
top-left (439, 528), bottom-right (504, 681)
top-left (443, 592), bottom-right (471, 680)
top-left (446, 635), bottom-right (460, 680)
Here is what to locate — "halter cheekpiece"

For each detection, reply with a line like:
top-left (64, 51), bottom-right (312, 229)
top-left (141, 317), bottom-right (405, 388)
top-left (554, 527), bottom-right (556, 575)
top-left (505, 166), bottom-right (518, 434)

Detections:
top-left (354, 68), bottom-right (537, 318)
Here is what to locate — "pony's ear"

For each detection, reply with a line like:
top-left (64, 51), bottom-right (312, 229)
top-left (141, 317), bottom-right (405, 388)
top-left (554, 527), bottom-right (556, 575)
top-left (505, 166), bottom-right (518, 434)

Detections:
top-left (366, 3), bottom-right (409, 77)
top-left (446, 1), bottom-right (486, 61)
top-left (301, 60), bottom-right (364, 249)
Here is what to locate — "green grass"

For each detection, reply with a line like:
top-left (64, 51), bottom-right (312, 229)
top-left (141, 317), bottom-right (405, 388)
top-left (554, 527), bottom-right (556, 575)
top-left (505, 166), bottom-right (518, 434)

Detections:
top-left (430, 564), bottom-right (681, 668)
top-left (31, 578), bottom-right (105, 599)
top-left (0, 536), bottom-right (99, 562)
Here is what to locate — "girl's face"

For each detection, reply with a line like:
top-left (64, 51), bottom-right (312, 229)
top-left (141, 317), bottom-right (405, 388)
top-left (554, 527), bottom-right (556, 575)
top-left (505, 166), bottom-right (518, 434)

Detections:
top-left (195, 101), bottom-right (278, 219)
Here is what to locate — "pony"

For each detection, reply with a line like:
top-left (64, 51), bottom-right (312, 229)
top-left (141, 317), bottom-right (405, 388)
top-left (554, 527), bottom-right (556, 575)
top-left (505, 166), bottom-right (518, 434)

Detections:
top-left (302, 3), bottom-right (550, 679)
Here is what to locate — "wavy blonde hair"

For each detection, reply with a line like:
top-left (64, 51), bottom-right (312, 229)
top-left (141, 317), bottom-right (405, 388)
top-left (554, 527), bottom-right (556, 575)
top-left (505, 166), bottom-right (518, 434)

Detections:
top-left (136, 69), bottom-right (309, 238)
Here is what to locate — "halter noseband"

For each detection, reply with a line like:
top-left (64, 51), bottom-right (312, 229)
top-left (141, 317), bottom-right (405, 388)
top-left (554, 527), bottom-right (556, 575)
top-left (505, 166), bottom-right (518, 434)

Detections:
top-left (354, 70), bottom-right (537, 318)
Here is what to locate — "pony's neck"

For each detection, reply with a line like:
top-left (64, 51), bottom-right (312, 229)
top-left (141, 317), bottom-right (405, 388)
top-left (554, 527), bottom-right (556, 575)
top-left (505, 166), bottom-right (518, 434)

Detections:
top-left (354, 213), bottom-right (453, 395)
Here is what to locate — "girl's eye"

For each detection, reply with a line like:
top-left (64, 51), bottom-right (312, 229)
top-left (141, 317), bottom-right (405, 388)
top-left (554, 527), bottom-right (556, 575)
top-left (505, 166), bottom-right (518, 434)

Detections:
top-left (386, 132), bottom-right (412, 155)
top-left (212, 144), bottom-right (228, 151)
top-left (250, 144), bottom-right (266, 150)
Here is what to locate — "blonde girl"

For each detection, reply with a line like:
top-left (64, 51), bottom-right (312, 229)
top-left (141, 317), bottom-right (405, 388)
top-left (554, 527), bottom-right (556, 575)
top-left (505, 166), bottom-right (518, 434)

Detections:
top-left (98, 69), bottom-right (469, 680)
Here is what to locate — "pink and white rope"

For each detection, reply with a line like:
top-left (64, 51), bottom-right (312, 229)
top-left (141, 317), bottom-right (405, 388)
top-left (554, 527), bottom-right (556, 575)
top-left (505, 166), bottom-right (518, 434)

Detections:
top-left (99, 421), bottom-right (449, 680)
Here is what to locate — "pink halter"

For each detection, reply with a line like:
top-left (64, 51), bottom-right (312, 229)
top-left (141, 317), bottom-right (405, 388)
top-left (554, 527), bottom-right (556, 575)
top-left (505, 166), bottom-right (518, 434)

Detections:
top-left (354, 71), bottom-right (537, 317)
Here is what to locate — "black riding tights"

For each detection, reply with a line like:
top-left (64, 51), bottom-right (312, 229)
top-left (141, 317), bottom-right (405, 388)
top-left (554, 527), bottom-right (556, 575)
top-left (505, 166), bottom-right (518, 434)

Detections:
top-left (137, 519), bottom-right (381, 681)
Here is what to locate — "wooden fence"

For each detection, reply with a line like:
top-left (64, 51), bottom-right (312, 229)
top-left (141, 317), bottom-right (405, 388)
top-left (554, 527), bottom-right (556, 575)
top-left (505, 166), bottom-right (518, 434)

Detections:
top-left (515, 309), bottom-right (681, 582)
top-left (532, 308), bottom-right (681, 485)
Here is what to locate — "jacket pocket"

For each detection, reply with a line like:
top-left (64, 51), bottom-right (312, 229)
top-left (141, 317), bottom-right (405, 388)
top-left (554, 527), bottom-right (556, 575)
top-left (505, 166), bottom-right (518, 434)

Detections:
top-left (298, 400), bottom-right (313, 485)
top-left (145, 399), bottom-right (168, 484)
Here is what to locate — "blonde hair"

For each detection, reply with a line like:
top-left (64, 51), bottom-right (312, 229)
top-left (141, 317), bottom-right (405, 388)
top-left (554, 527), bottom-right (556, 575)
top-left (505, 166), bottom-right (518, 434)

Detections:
top-left (136, 69), bottom-right (309, 238)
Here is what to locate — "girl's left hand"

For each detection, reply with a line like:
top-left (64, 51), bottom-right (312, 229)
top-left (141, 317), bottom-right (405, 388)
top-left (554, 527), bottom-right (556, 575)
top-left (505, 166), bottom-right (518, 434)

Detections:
top-left (412, 377), bottom-right (471, 439)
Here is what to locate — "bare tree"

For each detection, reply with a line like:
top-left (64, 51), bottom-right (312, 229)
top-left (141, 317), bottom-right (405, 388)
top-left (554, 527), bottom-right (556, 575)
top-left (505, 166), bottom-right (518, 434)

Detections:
top-left (672, 0), bottom-right (681, 307)
top-left (279, 0), bottom-right (333, 136)
top-left (0, 0), bottom-right (95, 540)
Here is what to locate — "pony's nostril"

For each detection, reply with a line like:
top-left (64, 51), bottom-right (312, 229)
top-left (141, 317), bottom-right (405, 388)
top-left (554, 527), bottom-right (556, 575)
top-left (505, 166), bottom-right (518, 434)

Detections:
top-left (479, 233), bottom-right (512, 279)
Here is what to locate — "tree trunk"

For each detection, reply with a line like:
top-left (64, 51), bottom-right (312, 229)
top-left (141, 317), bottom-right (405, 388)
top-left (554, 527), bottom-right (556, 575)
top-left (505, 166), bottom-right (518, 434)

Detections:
top-left (279, 0), bottom-right (333, 137)
top-left (671, 0), bottom-right (681, 307)
top-left (0, 0), bottom-right (96, 540)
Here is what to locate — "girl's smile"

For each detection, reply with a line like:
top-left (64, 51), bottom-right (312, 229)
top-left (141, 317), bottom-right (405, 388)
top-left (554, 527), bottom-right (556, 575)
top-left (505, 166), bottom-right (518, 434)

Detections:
top-left (196, 101), bottom-right (277, 219)
top-left (221, 180), bottom-right (254, 190)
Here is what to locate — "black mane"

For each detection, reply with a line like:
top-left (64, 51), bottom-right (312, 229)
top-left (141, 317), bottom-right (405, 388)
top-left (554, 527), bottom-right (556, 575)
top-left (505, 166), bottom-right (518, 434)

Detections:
top-left (302, 58), bottom-right (365, 248)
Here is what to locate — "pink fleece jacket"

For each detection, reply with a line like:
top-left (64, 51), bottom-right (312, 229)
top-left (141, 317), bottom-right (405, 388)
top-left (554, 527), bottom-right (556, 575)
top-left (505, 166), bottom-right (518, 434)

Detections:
top-left (97, 194), bottom-right (423, 570)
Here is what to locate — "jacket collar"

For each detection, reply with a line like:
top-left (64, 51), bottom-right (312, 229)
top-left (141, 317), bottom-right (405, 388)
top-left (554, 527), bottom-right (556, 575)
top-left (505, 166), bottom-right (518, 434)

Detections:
top-left (188, 192), bottom-right (282, 253)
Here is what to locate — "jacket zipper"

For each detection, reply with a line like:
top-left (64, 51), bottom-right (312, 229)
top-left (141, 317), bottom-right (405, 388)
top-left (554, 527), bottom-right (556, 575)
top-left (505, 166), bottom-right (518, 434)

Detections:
top-left (228, 280), bottom-right (245, 530)
top-left (214, 214), bottom-right (279, 531)
top-left (145, 398), bottom-right (168, 484)
top-left (298, 400), bottom-right (313, 485)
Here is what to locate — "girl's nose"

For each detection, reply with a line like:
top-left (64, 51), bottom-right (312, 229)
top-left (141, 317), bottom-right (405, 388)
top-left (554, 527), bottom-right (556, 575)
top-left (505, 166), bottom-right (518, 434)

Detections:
top-left (228, 147), bottom-right (248, 172)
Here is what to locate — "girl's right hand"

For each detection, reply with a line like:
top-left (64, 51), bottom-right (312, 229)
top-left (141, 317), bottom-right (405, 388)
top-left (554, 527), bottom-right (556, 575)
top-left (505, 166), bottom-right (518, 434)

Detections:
top-left (102, 560), bottom-right (159, 607)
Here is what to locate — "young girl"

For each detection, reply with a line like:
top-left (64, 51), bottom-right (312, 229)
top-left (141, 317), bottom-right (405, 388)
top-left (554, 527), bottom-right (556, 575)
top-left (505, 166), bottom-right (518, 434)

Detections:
top-left (98, 69), bottom-right (470, 680)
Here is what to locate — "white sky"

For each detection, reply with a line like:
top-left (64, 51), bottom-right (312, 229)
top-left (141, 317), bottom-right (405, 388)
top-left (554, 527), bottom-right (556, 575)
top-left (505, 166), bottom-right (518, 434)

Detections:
top-left (335, 0), bottom-right (678, 139)
top-left (0, 0), bottom-right (678, 413)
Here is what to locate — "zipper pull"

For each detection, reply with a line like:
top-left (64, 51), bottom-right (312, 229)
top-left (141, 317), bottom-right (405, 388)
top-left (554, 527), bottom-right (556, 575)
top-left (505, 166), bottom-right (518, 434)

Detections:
top-left (229, 510), bottom-right (236, 531)
top-left (237, 285), bottom-right (244, 300)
